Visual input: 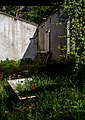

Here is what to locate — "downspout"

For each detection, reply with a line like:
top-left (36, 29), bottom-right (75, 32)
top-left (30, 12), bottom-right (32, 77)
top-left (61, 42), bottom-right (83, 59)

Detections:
top-left (67, 20), bottom-right (70, 53)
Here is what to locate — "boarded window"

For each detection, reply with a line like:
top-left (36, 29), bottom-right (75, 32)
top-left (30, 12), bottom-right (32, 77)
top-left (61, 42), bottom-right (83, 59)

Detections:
top-left (38, 24), bottom-right (44, 51)
top-left (44, 29), bottom-right (50, 52)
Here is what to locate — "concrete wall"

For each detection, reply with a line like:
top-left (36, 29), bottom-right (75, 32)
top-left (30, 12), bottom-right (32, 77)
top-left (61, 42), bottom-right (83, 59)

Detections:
top-left (50, 11), bottom-right (67, 60)
top-left (38, 23), bottom-right (45, 51)
top-left (0, 12), bottom-right (37, 60)
top-left (38, 10), bottom-right (67, 60)
top-left (23, 29), bottom-right (38, 60)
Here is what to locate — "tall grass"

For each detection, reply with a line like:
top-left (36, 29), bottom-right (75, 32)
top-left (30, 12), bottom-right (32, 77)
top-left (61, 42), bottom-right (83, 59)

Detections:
top-left (0, 75), bottom-right (85, 120)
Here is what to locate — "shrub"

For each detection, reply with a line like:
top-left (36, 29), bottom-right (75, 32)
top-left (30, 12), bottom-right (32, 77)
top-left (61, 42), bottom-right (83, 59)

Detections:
top-left (0, 59), bottom-right (21, 79)
top-left (1, 75), bottom-right (85, 119)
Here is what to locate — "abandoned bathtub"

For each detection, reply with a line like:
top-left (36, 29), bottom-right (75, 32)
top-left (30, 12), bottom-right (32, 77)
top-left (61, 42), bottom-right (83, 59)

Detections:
top-left (7, 78), bottom-right (36, 100)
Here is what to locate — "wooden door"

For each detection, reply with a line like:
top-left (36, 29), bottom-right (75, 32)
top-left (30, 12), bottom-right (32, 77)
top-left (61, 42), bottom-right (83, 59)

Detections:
top-left (44, 29), bottom-right (50, 52)
top-left (38, 25), bottom-right (44, 51)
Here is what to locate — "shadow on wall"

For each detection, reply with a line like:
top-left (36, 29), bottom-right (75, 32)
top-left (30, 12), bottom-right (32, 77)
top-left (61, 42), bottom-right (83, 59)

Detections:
top-left (22, 28), bottom-right (38, 60)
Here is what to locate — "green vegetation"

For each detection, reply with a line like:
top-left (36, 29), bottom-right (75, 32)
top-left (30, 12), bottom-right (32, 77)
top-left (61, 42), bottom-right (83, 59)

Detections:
top-left (0, 6), bottom-right (57, 23)
top-left (0, 59), bottom-right (20, 79)
top-left (0, 0), bottom-right (85, 119)
top-left (0, 75), bottom-right (85, 120)
top-left (0, 58), bottom-right (34, 79)
top-left (63, 0), bottom-right (85, 70)
top-left (0, 58), bottom-right (84, 119)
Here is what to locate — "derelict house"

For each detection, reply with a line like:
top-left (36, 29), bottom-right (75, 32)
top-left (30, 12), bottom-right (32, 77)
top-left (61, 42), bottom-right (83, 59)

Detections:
top-left (35, 7), bottom-right (69, 63)
top-left (0, 8), bottom-right (70, 62)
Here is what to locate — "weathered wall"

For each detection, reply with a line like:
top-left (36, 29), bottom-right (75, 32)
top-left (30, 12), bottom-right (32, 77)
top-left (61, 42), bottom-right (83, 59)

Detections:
top-left (23, 29), bottom-right (38, 60)
top-left (50, 11), bottom-right (67, 60)
top-left (38, 10), bottom-right (67, 60)
top-left (0, 12), bottom-right (37, 60)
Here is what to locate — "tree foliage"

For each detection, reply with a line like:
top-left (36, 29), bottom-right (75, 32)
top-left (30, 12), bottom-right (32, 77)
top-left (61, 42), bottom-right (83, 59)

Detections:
top-left (62, 0), bottom-right (85, 88)
top-left (0, 6), bottom-right (57, 23)
top-left (62, 0), bottom-right (85, 64)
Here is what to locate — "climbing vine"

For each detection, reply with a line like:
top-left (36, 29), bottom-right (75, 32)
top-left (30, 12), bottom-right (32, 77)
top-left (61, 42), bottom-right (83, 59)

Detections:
top-left (63, 0), bottom-right (85, 87)
top-left (62, 0), bottom-right (84, 64)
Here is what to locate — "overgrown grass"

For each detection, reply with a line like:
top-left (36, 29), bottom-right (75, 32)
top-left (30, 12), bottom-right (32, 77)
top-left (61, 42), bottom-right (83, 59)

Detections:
top-left (0, 75), bottom-right (85, 120)
top-left (0, 58), bottom-right (33, 79)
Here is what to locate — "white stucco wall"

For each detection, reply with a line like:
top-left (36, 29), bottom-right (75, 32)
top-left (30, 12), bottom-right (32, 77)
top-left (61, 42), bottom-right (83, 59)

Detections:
top-left (0, 12), bottom-right (37, 60)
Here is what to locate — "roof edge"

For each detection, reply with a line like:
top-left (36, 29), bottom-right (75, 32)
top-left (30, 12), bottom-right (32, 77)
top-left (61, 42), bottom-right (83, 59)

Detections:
top-left (38, 6), bottom-right (63, 26)
top-left (0, 11), bottom-right (38, 27)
